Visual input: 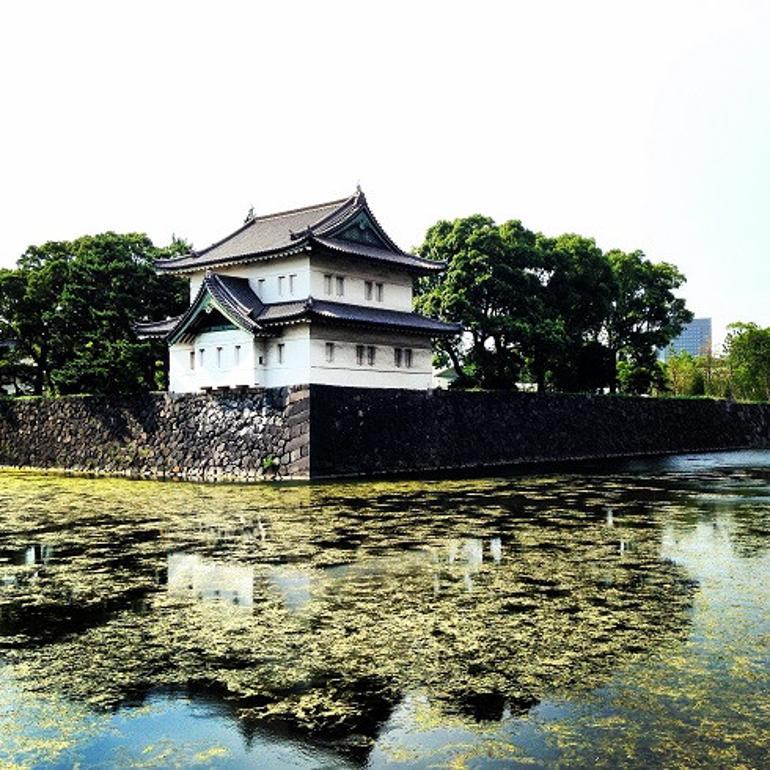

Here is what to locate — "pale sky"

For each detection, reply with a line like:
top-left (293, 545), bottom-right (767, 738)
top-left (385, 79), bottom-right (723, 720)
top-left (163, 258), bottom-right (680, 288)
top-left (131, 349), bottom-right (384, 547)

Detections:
top-left (1, 1), bottom-right (768, 348)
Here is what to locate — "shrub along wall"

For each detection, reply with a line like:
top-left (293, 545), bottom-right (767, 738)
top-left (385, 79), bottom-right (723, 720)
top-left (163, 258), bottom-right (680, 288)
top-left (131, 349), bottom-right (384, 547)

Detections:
top-left (0, 387), bottom-right (309, 481)
top-left (0, 386), bottom-right (768, 482)
top-left (309, 386), bottom-right (770, 478)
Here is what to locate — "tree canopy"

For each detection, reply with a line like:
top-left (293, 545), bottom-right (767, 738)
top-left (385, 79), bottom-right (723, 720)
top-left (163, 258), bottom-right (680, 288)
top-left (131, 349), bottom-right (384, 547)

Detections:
top-left (416, 215), bottom-right (693, 394)
top-left (723, 323), bottom-right (770, 401)
top-left (0, 233), bottom-right (188, 395)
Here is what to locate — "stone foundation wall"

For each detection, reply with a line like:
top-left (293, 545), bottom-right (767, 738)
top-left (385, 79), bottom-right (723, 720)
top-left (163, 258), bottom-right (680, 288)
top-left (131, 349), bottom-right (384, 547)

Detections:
top-left (0, 386), bottom-right (309, 481)
top-left (309, 387), bottom-right (770, 478)
top-left (0, 386), bottom-right (768, 482)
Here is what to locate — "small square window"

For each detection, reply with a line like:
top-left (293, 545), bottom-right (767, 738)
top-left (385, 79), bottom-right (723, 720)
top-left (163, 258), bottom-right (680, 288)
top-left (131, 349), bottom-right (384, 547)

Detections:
top-left (367, 345), bottom-right (376, 366)
top-left (277, 343), bottom-right (285, 364)
top-left (376, 282), bottom-right (384, 302)
top-left (356, 345), bottom-right (365, 366)
top-left (404, 349), bottom-right (413, 368)
top-left (365, 280), bottom-right (373, 300)
top-left (325, 342), bottom-right (335, 363)
top-left (336, 276), bottom-right (345, 297)
top-left (278, 276), bottom-right (285, 296)
top-left (324, 274), bottom-right (333, 295)
top-left (394, 348), bottom-right (402, 368)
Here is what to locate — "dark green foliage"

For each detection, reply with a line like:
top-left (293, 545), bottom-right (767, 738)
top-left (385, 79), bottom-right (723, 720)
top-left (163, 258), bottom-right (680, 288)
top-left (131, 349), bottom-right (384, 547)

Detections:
top-left (415, 216), bottom-right (551, 389)
top-left (724, 323), bottom-right (770, 401)
top-left (605, 249), bottom-right (692, 393)
top-left (416, 216), bottom-right (693, 394)
top-left (0, 233), bottom-right (188, 395)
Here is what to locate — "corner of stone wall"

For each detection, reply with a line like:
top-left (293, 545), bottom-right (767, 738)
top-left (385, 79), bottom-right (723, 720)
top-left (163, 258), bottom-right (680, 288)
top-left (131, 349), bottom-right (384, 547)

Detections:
top-left (278, 384), bottom-right (310, 479)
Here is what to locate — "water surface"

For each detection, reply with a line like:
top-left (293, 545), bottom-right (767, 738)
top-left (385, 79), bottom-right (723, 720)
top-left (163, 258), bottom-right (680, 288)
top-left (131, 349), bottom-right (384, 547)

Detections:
top-left (0, 451), bottom-right (768, 768)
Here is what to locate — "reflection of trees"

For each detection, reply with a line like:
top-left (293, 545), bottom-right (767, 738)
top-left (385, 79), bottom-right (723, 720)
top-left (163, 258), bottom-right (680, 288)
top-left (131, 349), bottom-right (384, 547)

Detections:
top-left (0, 469), bottom-right (695, 756)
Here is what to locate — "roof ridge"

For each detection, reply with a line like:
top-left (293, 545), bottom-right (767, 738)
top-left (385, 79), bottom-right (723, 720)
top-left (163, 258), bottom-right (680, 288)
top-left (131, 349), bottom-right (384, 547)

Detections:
top-left (192, 195), bottom-right (353, 259)
top-left (249, 196), bottom-right (352, 223)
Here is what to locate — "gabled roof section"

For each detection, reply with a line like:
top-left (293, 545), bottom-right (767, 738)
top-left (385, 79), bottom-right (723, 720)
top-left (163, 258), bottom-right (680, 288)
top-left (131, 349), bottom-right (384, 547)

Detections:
top-left (156, 271), bottom-right (461, 343)
top-left (155, 188), bottom-right (445, 276)
top-left (167, 273), bottom-right (265, 344)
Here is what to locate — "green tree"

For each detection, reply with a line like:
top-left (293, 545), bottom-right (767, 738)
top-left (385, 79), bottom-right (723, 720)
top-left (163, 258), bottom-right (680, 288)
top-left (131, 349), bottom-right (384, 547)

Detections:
top-left (415, 216), bottom-right (545, 389)
top-left (538, 234), bottom-right (616, 392)
top-left (605, 250), bottom-right (692, 394)
top-left (0, 242), bottom-right (72, 394)
top-left (724, 322), bottom-right (770, 401)
top-left (0, 233), bottom-right (188, 396)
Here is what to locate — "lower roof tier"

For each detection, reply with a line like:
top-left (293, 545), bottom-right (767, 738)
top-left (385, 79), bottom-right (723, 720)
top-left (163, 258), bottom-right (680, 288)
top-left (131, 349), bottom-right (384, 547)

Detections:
top-left (135, 272), bottom-right (461, 343)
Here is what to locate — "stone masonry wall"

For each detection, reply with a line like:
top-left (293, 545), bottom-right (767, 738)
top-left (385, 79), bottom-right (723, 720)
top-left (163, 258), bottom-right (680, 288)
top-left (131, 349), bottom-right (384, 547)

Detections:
top-left (0, 386), bottom-right (310, 481)
top-left (309, 386), bottom-right (770, 478)
top-left (0, 386), bottom-right (768, 482)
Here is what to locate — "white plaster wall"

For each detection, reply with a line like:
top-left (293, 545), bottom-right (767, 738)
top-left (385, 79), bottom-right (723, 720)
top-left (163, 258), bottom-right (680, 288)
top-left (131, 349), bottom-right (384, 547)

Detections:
top-left (308, 326), bottom-right (433, 389)
top-left (169, 328), bottom-right (257, 393)
top-left (260, 325), bottom-right (312, 388)
top-left (187, 255), bottom-right (310, 304)
top-left (309, 255), bottom-right (414, 312)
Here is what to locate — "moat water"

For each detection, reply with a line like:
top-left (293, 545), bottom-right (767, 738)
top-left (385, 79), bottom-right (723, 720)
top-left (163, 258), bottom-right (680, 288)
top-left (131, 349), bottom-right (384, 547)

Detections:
top-left (0, 451), bottom-right (768, 769)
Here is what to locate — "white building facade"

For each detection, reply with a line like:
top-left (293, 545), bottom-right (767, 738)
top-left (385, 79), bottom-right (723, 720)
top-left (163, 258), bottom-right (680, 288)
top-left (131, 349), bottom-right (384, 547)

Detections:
top-left (137, 190), bottom-right (460, 393)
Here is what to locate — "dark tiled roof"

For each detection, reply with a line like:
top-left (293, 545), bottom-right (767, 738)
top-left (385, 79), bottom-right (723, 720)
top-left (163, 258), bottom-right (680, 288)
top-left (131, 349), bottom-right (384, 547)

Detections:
top-left (134, 316), bottom-right (183, 338)
top-left (156, 196), bottom-right (356, 272)
top-left (207, 274), bottom-right (264, 321)
top-left (154, 189), bottom-right (444, 276)
top-left (158, 271), bottom-right (462, 343)
top-left (257, 298), bottom-right (461, 336)
top-left (311, 236), bottom-right (444, 273)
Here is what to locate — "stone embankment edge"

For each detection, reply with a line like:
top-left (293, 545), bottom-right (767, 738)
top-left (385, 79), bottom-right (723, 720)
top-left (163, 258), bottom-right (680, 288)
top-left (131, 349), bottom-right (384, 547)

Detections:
top-left (0, 386), bottom-right (768, 482)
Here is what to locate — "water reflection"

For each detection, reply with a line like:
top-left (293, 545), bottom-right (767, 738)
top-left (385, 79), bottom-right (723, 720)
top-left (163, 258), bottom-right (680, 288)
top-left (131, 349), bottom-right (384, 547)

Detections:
top-left (167, 553), bottom-right (254, 608)
top-left (0, 450), bottom-right (767, 768)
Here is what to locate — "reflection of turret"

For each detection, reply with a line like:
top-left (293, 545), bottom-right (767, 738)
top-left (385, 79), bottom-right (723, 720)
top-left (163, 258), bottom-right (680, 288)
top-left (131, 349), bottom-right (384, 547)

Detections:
top-left (445, 538), bottom-right (503, 591)
top-left (167, 553), bottom-right (254, 607)
top-left (23, 544), bottom-right (54, 566)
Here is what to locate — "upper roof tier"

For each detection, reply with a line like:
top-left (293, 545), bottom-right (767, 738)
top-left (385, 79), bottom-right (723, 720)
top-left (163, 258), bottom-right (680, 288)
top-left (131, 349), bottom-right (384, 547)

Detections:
top-left (155, 188), bottom-right (444, 276)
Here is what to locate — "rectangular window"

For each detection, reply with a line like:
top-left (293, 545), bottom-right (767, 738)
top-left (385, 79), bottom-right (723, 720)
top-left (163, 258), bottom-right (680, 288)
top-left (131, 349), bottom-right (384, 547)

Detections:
top-left (257, 278), bottom-right (265, 298)
top-left (376, 282), bottom-right (384, 302)
top-left (356, 344), bottom-right (365, 366)
top-left (335, 276), bottom-right (345, 296)
top-left (404, 348), bottom-right (413, 368)
top-left (234, 345), bottom-right (241, 365)
top-left (367, 345), bottom-right (376, 366)
top-left (325, 342), bottom-right (335, 363)
top-left (189, 350), bottom-right (195, 370)
top-left (364, 280), bottom-right (373, 300)
top-left (277, 343), bottom-right (285, 364)
top-left (278, 275), bottom-right (285, 296)
top-left (216, 346), bottom-right (223, 367)
top-left (289, 274), bottom-right (296, 295)
top-left (394, 348), bottom-right (402, 368)
top-left (324, 274), bottom-right (333, 295)
top-left (199, 348), bottom-right (205, 366)
top-left (258, 354), bottom-right (264, 365)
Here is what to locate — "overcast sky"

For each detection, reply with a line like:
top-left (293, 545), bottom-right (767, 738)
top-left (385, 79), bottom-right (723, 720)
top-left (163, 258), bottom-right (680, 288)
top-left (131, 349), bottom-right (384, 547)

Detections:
top-left (1, 1), bottom-right (768, 347)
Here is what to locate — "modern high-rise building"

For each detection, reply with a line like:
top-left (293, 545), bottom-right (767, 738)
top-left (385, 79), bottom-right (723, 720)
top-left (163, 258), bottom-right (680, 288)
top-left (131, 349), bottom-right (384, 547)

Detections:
top-left (660, 318), bottom-right (712, 360)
